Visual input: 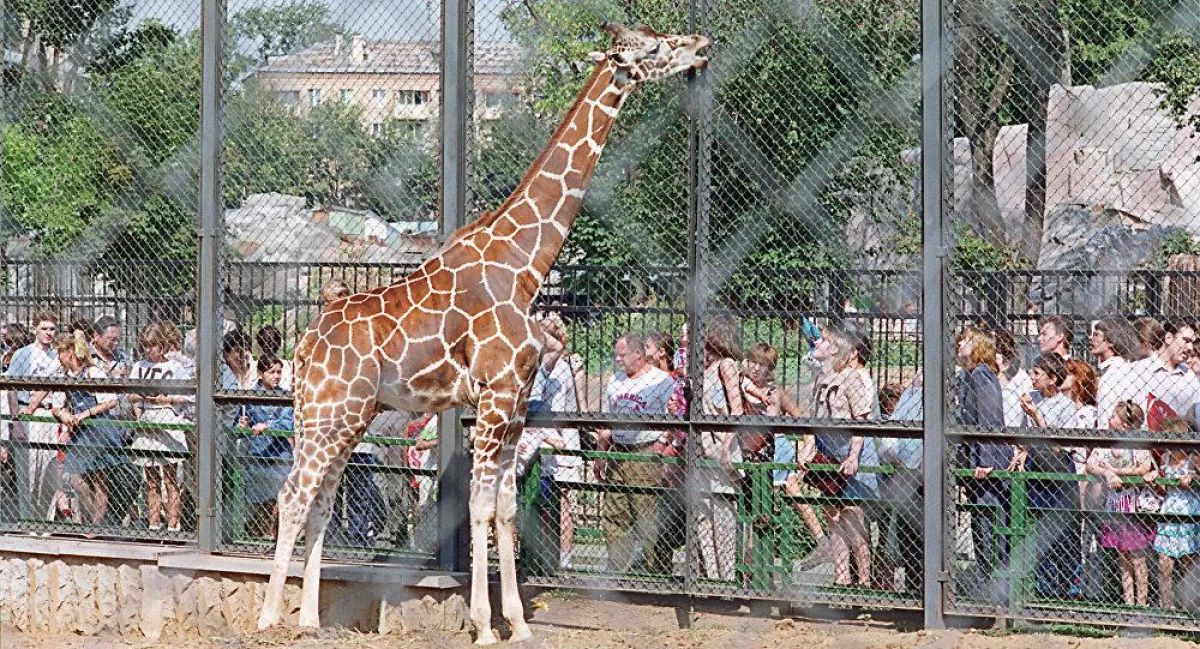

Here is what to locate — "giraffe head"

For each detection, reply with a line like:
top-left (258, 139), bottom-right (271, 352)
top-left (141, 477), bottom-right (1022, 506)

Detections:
top-left (588, 22), bottom-right (710, 87)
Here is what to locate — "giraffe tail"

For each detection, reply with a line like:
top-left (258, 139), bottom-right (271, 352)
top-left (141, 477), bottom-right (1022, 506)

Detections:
top-left (291, 330), bottom-right (315, 438)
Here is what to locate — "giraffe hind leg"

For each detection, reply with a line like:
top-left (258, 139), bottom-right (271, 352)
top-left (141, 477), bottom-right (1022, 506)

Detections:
top-left (494, 439), bottom-right (531, 642)
top-left (259, 467), bottom-right (311, 630)
top-left (469, 456), bottom-right (500, 645)
top-left (298, 453), bottom-right (350, 628)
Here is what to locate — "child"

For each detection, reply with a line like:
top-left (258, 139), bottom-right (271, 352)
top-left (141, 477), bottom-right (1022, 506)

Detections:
top-left (129, 324), bottom-right (191, 532)
top-left (1086, 401), bottom-right (1153, 606)
top-left (236, 356), bottom-right (295, 539)
top-left (1151, 417), bottom-right (1200, 609)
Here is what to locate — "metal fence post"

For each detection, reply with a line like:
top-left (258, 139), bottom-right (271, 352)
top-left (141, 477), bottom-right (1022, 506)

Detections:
top-left (438, 0), bottom-right (473, 574)
top-left (195, 0), bottom-right (225, 554)
top-left (684, 0), bottom-right (713, 605)
top-left (920, 0), bottom-right (947, 629)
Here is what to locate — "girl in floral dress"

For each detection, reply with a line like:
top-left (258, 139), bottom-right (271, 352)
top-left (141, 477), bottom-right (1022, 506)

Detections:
top-left (1151, 418), bottom-right (1200, 609)
top-left (1086, 401), bottom-right (1153, 606)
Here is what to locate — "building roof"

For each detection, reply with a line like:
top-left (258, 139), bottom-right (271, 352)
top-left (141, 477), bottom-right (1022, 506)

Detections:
top-left (260, 38), bottom-right (521, 76)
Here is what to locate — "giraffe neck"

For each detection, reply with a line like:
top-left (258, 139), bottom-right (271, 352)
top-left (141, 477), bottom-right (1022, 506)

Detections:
top-left (480, 60), bottom-right (629, 306)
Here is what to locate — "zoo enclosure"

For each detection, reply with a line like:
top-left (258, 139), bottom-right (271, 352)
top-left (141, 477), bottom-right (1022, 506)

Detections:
top-left (1, 0), bottom-right (1199, 634)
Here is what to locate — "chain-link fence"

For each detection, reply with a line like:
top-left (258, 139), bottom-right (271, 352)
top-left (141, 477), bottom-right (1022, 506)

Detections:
top-left (3, 0), bottom-right (1200, 634)
top-left (941, 0), bottom-right (1200, 631)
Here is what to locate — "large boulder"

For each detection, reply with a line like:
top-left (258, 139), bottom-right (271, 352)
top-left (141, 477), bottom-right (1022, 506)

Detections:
top-left (1030, 204), bottom-right (1184, 315)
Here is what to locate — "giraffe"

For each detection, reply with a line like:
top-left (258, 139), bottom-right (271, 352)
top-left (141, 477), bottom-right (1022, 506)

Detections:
top-left (255, 22), bottom-right (710, 645)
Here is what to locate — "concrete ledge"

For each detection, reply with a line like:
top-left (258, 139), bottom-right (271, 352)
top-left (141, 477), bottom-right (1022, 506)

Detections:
top-left (0, 536), bottom-right (190, 563)
top-left (158, 552), bottom-right (466, 589)
top-left (0, 540), bottom-right (470, 639)
top-left (323, 564), bottom-right (465, 589)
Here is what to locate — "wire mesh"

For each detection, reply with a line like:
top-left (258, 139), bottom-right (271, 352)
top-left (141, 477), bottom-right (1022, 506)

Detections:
top-left (0, 0), bottom-right (203, 542)
top-left (3, 0), bottom-right (1200, 634)
top-left (942, 0), bottom-right (1200, 629)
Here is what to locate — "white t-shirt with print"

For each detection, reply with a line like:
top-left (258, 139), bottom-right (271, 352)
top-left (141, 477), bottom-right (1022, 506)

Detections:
top-left (603, 365), bottom-right (675, 446)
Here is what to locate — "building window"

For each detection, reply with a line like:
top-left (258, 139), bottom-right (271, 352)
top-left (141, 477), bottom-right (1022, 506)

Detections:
top-left (371, 88), bottom-right (387, 103)
top-left (398, 120), bottom-right (423, 137)
top-left (395, 89), bottom-right (427, 105)
top-left (276, 90), bottom-right (300, 108)
top-left (370, 123), bottom-right (382, 137)
top-left (340, 89), bottom-right (354, 104)
top-left (307, 89), bottom-right (322, 107)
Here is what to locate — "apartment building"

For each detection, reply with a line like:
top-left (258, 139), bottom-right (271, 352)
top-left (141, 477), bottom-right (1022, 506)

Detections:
top-left (254, 34), bottom-right (519, 135)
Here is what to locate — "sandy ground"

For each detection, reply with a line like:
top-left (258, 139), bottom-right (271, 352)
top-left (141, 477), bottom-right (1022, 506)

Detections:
top-left (4, 589), bottom-right (1198, 649)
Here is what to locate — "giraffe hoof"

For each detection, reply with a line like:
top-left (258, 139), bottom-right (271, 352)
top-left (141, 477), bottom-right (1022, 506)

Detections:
top-left (474, 628), bottom-right (499, 645)
top-left (508, 622), bottom-right (533, 643)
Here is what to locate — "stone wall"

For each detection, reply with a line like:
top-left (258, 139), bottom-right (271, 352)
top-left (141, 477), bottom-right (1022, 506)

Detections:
top-left (952, 81), bottom-right (1200, 257)
top-left (0, 553), bottom-right (468, 639)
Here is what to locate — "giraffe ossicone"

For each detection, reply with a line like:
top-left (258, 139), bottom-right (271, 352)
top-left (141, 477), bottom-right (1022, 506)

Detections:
top-left (255, 21), bottom-right (710, 645)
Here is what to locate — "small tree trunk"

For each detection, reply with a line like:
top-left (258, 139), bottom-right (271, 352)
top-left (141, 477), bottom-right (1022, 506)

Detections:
top-left (1019, 0), bottom-right (1067, 265)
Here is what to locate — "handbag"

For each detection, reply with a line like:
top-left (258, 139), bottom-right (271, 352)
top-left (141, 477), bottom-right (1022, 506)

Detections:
top-left (804, 451), bottom-right (847, 496)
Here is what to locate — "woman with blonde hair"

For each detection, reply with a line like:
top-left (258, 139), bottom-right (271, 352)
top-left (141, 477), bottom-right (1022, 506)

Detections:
top-left (50, 329), bottom-right (123, 527)
top-left (801, 322), bottom-right (880, 587)
top-left (955, 327), bottom-right (1012, 598)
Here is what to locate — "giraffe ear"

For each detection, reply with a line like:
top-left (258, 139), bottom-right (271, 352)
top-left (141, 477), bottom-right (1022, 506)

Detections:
top-left (586, 51), bottom-right (607, 62)
top-left (636, 24), bottom-right (660, 38)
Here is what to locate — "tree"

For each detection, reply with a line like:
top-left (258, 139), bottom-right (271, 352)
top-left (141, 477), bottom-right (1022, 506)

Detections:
top-left (496, 0), bottom-right (921, 308)
top-left (230, 2), bottom-right (341, 73)
top-left (1, 115), bottom-right (123, 253)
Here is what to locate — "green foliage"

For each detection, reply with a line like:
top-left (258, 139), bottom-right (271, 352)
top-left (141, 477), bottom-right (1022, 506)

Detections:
top-left (18, 0), bottom-right (118, 49)
top-left (0, 116), bottom-right (121, 252)
top-left (1063, 0), bottom-right (1200, 136)
top-left (93, 34), bottom-right (201, 167)
top-left (1145, 32), bottom-right (1200, 136)
top-left (495, 0), bottom-right (922, 309)
top-left (953, 230), bottom-right (1018, 271)
top-left (85, 18), bottom-right (177, 76)
top-left (230, 2), bottom-right (341, 71)
top-left (1160, 230), bottom-right (1200, 258)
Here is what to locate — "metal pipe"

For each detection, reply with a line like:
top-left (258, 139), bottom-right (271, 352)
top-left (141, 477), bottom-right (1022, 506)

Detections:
top-left (920, 0), bottom-right (947, 628)
top-left (437, 0), bottom-right (473, 574)
top-left (195, 0), bottom-right (225, 554)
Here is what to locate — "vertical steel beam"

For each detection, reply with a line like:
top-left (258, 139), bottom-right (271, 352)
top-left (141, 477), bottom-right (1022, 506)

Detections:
top-left (920, 0), bottom-right (948, 628)
top-left (684, 0), bottom-right (712, 606)
top-left (438, 0), bottom-right (473, 573)
top-left (195, 0), bottom-right (225, 554)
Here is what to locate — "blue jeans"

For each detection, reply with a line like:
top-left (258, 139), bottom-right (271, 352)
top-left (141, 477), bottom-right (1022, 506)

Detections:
top-left (334, 453), bottom-right (381, 546)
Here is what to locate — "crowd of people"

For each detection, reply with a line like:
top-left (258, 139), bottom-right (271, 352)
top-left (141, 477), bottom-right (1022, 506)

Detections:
top-left (510, 310), bottom-right (1200, 610)
top-left (0, 296), bottom-right (438, 550)
top-left (4, 294), bottom-right (1200, 611)
top-left (508, 312), bottom-right (912, 589)
top-left (952, 315), bottom-right (1200, 611)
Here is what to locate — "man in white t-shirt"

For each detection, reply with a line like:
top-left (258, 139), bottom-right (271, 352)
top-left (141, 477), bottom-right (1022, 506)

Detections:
top-left (595, 333), bottom-right (674, 573)
top-left (1092, 317), bottom-right (1140, 427)
top-left (7, 313), bottom-right (63, 522)
top-left (1038, 315), bottom-right (1073, 359)
top-left (1130, 319), bottom-right (1200, 430)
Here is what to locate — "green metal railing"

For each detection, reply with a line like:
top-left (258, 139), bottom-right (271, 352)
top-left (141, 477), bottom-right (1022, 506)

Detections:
top-left (518, 444), bottom-right (1200, 613)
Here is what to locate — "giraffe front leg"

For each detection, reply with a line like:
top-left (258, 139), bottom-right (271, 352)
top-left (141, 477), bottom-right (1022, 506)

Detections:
top-left (469, 461), bottom-right (499, 645)
top-left (494, 438), bottom-right (531, 642)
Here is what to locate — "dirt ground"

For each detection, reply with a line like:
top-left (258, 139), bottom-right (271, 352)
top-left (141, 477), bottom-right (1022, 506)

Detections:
top-left (3, 590), bottom-right (1198, 649)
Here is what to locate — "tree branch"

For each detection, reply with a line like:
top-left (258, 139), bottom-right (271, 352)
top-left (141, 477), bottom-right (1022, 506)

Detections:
top-left (522, 0), bottom-right (539, 24)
